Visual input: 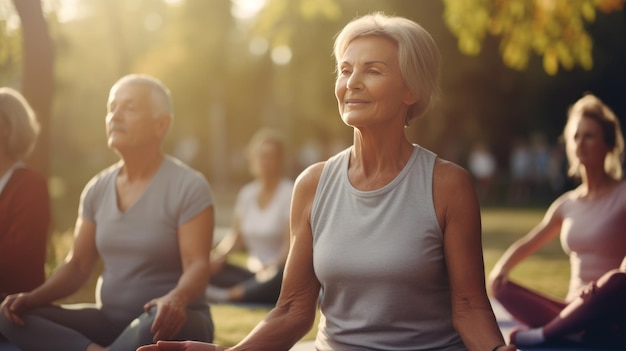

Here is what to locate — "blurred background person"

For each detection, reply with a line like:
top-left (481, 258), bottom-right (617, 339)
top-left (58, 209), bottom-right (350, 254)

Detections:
top-left (0, 74), bottom-right (215, 350)
top-left (489, 93), bottom-right (626, 348)
top-left (207, 128), bottom-right (293, 305)
top-left (506, 136), bottom-right (532, 205)
top-left (547, 142), bottom-right (567, 197)
top-left (529, 132), bottom-right (552, 202)
top-left (0, 87), bottom-right (51, 304)
top-left (468, 141), bottom-right (498, 204)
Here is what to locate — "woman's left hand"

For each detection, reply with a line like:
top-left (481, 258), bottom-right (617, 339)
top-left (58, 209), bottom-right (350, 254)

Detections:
top-left (144, 294), bottom-right (188, 342)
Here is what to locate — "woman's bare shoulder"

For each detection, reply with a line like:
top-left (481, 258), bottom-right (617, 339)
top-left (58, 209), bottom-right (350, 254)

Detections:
top-left (293, 162), bottom-right (326, 196)
top-left (433, 158), bottom-right (473, 186)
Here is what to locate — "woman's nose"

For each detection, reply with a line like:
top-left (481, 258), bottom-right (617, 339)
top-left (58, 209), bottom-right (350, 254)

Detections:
top-left (346, 72), bottom-right (363, 90)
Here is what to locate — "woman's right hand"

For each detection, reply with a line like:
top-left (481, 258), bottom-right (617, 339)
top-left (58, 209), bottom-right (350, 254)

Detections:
top-left (0, 292), bottom-right (34, 326)
top-left (137, 341), bottom-right (227, 351)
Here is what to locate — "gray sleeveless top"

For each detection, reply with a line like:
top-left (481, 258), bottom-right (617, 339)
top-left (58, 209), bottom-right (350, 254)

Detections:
top-left (311, 145), bottom-right (466, 351)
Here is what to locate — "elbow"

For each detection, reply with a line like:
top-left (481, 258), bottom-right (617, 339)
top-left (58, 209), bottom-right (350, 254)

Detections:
top-left (273, 297), bottom-right (317, 337)
top-left (65, 256), bottom-right (97, 281)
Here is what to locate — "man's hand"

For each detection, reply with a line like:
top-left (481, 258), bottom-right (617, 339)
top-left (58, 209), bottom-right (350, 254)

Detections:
top-left (143, 294), bottom-right (188, 342)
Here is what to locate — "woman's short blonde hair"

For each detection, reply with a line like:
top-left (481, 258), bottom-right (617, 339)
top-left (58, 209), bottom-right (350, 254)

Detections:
top-left (0, 87), bottom-right (40, 160)
top-left (333, 12), bottom-right (441, 122)
top-left (563, 93), bottom-right (624, 180)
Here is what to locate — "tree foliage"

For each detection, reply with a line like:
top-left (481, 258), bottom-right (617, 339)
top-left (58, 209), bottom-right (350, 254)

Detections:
top-left (443, 0), bottom-right (625, 75)
top-left (0, 0), bottom-right (624, 232)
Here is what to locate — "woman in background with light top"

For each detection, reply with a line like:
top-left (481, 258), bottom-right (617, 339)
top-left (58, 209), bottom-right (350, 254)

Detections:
top-left (207, 129), bottom-right (292, 305)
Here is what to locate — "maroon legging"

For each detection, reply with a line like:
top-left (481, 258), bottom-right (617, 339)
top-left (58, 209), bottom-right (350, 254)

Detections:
top-left (492, 269), bottom-right (626, 344)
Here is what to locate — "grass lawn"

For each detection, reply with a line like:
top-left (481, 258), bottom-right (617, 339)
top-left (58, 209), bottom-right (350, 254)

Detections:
top-left (51, 207), bottom-right (569, 346)
top-left (481, 207), bottom-right (569, 299)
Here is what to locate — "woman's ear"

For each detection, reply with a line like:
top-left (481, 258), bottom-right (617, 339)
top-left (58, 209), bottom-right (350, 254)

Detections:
top-left (403, 88), bottom-right (418, 106)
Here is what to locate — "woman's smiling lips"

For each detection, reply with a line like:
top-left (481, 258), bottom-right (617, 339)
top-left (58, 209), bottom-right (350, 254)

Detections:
top-left (344, 98), bottom-right (369, 106)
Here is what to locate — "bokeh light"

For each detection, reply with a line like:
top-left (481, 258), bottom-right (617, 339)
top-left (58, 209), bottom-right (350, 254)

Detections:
top-left (271, 45), bottom-right (292, 65)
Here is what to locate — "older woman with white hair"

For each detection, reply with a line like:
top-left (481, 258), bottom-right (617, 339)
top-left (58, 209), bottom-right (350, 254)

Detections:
top-left (0, 87), bottom-right (50, 304)
top-left (139, 12), bottom-right (514, 351)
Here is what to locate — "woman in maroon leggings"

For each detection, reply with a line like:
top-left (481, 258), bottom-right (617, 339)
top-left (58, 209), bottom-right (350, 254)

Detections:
top-left (489, 93), bottom-right (626, 348)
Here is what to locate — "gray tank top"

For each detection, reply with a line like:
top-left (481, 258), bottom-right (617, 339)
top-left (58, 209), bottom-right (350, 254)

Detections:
top-left (311, 145), bottom-right (465, 350)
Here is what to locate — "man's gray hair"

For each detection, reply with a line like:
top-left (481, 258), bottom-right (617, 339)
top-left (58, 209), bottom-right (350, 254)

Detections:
top-left (111, 74), bottom-right (174, 120)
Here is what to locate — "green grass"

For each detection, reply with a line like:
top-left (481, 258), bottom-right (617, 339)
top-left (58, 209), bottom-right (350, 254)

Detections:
top-left (49, 207), bottom-right (569, 346)
top-left (481, 207), bottom-right (570, 299)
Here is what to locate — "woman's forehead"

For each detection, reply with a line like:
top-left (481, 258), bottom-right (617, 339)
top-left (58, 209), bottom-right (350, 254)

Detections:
top-left (339, 36), bottom-right (398, 63)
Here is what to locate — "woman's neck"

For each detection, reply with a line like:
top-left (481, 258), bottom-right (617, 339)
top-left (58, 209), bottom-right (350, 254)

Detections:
top-left (351, 133), bottom-right (413, 176)
top-left (579, 167), bottom-right (618, 198)
top-left (257, 176), bottom-right (281, 209)
top-left (260, 174), bottom-right (281, 193)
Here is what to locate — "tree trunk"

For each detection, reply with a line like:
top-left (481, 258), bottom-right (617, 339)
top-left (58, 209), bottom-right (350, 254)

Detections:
top-left (13, 0), bottom-right (54, 176)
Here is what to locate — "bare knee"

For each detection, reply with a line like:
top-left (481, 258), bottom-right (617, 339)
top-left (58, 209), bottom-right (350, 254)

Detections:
top-left (597, 269), bottom-right (626, 290)
top-left (582, 270), bottom-right (626, 309)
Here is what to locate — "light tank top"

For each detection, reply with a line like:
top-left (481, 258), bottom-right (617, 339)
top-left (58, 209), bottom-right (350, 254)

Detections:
top-left (558, 181), bottom-right (626, 301)
top-left (311, 145), bottom-right (465, 351)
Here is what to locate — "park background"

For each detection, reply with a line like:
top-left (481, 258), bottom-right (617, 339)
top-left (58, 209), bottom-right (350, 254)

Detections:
top-left (1, 0), bottom-right (625, 345)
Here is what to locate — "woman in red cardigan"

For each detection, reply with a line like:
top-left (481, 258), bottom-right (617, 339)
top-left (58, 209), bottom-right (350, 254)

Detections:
top-left (0, 87), bottom-right (51, 304)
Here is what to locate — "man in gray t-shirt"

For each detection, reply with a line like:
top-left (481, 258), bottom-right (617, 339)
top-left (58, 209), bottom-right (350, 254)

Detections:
top-left (0, 74), bottom-right (215, 351)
